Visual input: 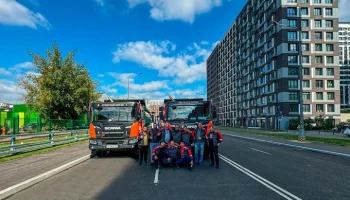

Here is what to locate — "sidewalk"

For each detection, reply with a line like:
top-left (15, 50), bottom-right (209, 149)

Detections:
top-left (0, 142), bottom-right (89, 191)
top-left (218, 127), bottom-right (350, 156)
top-left (218, 126), bottom-right (350, 140)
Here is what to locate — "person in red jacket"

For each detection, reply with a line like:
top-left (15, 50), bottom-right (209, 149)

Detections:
top-left (206, 126), bottom-right (223, 169)
top-left (176, 141), bottom-right (193, 171)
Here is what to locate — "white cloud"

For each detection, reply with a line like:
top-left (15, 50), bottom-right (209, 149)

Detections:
top-left (112, 40), bottom-right (212, 85)
top-left (94, 0), bottom-right (104, 7)
top-left (25, 0), bottom-right (39, 6)
top-left (127, 0), bottom-right (222, 23)
top-left (0, 79), bottom-right (24, 103)
top-left (0, 68), bottom-right (12, 76)
top-left (10, 62), bottom-right (34, 71)
top-left (100, 85), bottom-right (117, 94)
top-left (339, 0), bottom-right (350, 22)
top-left (0, 0), bottom-right (50, 29)
top-left (97, 74), bottom-right (105, 77)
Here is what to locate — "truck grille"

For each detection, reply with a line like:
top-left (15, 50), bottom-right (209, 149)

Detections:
top-left (102, 132), bottom-right (124, 138)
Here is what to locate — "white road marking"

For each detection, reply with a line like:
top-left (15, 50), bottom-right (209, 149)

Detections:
top-left (154, 168), bottom-right (159, 184)
top-left (251, 148), bottom-right (271, 155)
top-left (219, 154), bottom-right (302, 200)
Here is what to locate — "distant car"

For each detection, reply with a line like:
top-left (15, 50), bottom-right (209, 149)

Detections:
top-left (22, 122), bottom-right (37, 131)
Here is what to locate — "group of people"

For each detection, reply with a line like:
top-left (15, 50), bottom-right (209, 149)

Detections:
top-left (137, 122), bottom-right (223, 170)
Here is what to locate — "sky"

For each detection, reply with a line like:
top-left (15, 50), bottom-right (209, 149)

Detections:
top-left (0, 0), bottom-right (350, 104)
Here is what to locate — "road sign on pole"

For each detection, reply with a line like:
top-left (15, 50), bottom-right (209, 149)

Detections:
top-left (278, 115), bottom-right (283, 121)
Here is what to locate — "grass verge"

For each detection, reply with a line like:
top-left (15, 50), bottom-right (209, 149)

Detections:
top-left (218, 127), bottom-right (350, 146)
top-left (0, 140), bottom-right (88, 163)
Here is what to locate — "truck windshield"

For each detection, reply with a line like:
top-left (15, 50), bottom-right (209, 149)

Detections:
top-left (93, 106), bottom-right (135, 122)
top-left (166, 105), bottom-right (210, 121)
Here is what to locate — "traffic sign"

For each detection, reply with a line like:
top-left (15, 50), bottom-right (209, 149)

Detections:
top-left (278, 115), bottom-right (283, 121)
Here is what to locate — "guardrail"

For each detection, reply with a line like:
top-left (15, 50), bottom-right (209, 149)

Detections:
top-left (0, 130), bottom-right (89, 157)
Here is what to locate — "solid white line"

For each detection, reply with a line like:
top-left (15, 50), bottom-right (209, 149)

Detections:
top-left (251, 148), bottom-right (271, 155)
top-left (221, 133), bottom-right (350, 159)
top-left (0, 155), bottom-right (90, 200)
top-left (219, 154), bottom-right (302, 200)
top-left (154, 169), bottom-right (159, 184)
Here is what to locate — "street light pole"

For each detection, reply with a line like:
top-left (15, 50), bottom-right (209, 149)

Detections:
top-left (272, 20), bottom-right (305, 140)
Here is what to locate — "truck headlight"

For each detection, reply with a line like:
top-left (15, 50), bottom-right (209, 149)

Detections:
top-left (89, 140), bottom-right (97, 145)
top-left (125, 126), bottom-right (131, 129)
top-left (129, 139), bottom-right (138, 144)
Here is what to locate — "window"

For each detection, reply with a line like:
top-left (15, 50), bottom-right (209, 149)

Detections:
top-left (302, 44), bottom-right (310, 51)
top-left (315, 44), bottom-right (322, 51)
top-left (327, 68), bottom-right (334, 76)
top-left (288, 80), bottom-right (298, 88)
top-left (288, 43), bottom-right (297, 51)
top-left (303, 68), bottom-right (310, 75)
top-left (316, 80), bottom-right (323, 88)
top-left (326, 20), bottom-right (333, 28)
top-left (314, 20), bottom-right (321, 28)
top-left (301, 8), bottom-right (308, 15)
top-left (288, 56), bottom-right (298, 64)
top-left (327, 56), bottom-right (334, 64)
top-left (289, 104), bottom-right (298, 112)
top-left (288, 20), bottom-right (296, 27)
top-left (314, 8), bottom-right (321, 16)
top-left (289, 92), bottom-right (298, 100)
top-left (287, 8), bottom-right (297, 15)
top-left (314, 32), bottom-right (322, 39)
top-left (326, 32), bottom-right (333, 40)
top-left (303, 92), bottom-right (311, 100)
top-left (302, 32), bottom-right (309, 39)
top-left (325, 8), bottom-right (333, 16)
top-left (302, 56), bottom-right (310, 63)
top-left (288, 67), bottom-right (298, 75)
top-left (328, 104), bottom-right (335, 112)
top-left (316, 92), bottom-right (323, 100)
top-left (288, 31), bottom-right (297, 39)
top-left (325, 0), bottom-right (332, 3)
top-left (316, 104), bottom-right (324, 112)
top-left (315, 56), bottom-right (323, 64)
top-left (327, 92), bottom-right (335, 100)
top-left (314, 0), bottom-right (321, 3)
top-left (303, 104), bottom-right (311, 112)
top-left (315, 68), bottom-right (323, 75)
top-left (303, 80), bottom-right (310, 87)
top-left (301, 20), bottom-right (309, 27)
top-left (327, 80), bottom-right (334, 88)
top-left (326, 44), bottom-right (334, 51)
top-left (301, 0), bottom-right (308, 3)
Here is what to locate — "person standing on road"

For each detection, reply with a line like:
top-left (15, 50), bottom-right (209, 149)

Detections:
top-left (152, 141), bottom-right (168, 169)
top-left (171, 124), bottom-right (182, 145)
top-left (137, 126), bottom-right (150, 165)
top-left (166, 140), bottom-right (179, 168)
top-left (193, 122), bottom-right (206, 165)
top-left (206, 126), bottom-right (223, 169)
top-left (181, 125), bottom-right (194, 149)
top-left (176, 141), bottom-right (193, 171)
top-left (149, 123), bottom-right (161, 165)
top-left (160, 123), bottom-right (172, 144)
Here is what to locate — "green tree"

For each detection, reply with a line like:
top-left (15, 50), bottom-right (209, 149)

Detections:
top-left (304, 118), bottom-right (314, 130)
top-left (315, 115), bottom-right (325, 129)
top-left (289, 118), bottom-right (299, 130)
top-left (18, 42), bottom-right (101, 119)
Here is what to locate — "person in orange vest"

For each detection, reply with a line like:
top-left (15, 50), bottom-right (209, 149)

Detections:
top-left (1, 126), bottom-right (5, 135)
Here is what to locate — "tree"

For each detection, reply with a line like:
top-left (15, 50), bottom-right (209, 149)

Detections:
top-left (18, 42), bottom-right (102, 119)
top-left (304, 118), bottom-right (315, 130)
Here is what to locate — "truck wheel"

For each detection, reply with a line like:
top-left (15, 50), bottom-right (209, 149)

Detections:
top-left (96, 151), bottom-right (103, 157)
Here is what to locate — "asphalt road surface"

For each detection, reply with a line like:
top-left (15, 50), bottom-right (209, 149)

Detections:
top-left (5, 134), bottom-right (350, 200)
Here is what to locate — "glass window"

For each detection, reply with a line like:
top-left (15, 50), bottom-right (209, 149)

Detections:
top-left (314, 8), bottom-right (321, 16)
top-left (302, 56), bottom-right (310, 63)
top-left (289, 92), bottom-right (298, 100)
top-left (316, 92), bottom-right (323, 100)
top-left (315, 68), bottom-right (323, 75)
top-left (302, 32), bottom-right (309, 39)
top-left (326, 20), bottom-right (333, 28)
top-left (325, 8), bottom-right (333, 16)
top-left (288, 43), bottom-right (297, 51)
top-left (287, 8), bottom-right (297, 15)
top-left (327, 56), bottom-right (334, 64)
top-left (302, 44), bottom-right (310, 51)
top-left (301, 8), bottom-right (309, 15)
top-left (288, 67), bottom-right (298, 75)
top-left (290, 104), bottom-right (299, 112)
top-left (316, 80), bottom-right (323, 88)
top-left (314, 20), bottom-right (321, 28)
top-left (303, 92), bottom-right (311, 100)
top-left (314, 32), bottom-right (322, 39)
top-left (288, 31), bottom-right (297, 39)
top-left (301, 20), bottom-right (309, 27)
top-left (303, 104), bottom-right (311, 112)
top-left (327, 80), bottom-right (334, 88)
top-left (289, 20), bottom-right (296, 27)
top-left (326, 44), bottom-right (334, 51)
top-left (303, 80), bottom-right (310, 87)
top-left (327, 104), bottom-right (335, 112)
top-left (325, 0), bottom-right (332, 3)
top-left (300, 0), bottom-right (308, 3)
top-left (288, 56), bottom-right (298, 64)
top-left (303, 68), bottom-right (310, 75)
top-left (315, 44), bottom-right (322, 51)
top-left (314, 0), bottom-right (321, 3)
top-left (326, 32), bottom-right (333, 40)
top-left (327, 92), bottom-right (335, 100)
top-left (327, 68), bottom-right (334, 76)
top-left (315, 56), bottom-right (323, 64)
top-left (288, 80), bottom-right (298, 88)
top-left (316, 104), bottom-right (324, 112)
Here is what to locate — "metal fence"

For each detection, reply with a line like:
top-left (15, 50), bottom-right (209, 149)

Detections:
top-left (0, 130), bottom-right (89, 157)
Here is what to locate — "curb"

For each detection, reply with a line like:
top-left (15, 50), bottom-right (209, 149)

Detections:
top-left (0, 155), bottom-right (90, 200)
top-left (222, 133), bottom-right (350, 159)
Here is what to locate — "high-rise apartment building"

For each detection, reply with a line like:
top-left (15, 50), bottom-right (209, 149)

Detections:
top-left (339, 22), bottom-right (350, 108)
top-left (207, 0), bottom-right (340, 128)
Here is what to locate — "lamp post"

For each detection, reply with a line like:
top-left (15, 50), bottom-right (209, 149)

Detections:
top-left (272, 20), bottom-right (305, 140)
top-left (128, 72), bottom-right (143, 99)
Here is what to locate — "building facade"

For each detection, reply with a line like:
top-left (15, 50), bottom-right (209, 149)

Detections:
top-left (339, 22), bottom-right (350, 108)
top-left (146, 100), bottom-right (163, 120)
top-left (207, 0), bottom-right (340, 129)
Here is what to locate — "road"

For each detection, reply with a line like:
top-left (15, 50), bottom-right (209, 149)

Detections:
top-left (5, 133), bottom-right (350, 200)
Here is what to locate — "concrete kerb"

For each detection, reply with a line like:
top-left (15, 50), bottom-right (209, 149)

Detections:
top-left (222, 133), bottom-right (350, 159)
top-left (0, 155), bottom-right (90, 200)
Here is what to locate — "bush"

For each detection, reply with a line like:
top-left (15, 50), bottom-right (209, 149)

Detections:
top-left (324, 119), bottom-right (334, 130)
top-left (289, 118), bottom-right (299, 130)
top-left (304, 118), bottom-right (314, 130)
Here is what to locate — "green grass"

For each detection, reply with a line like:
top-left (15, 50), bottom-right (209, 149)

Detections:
top-left (0, 132), bottom-right (88, 147)
top-left (218, 127), bottom-right (350, 146)
top-left (0, 140), bottom-right (88, 163)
